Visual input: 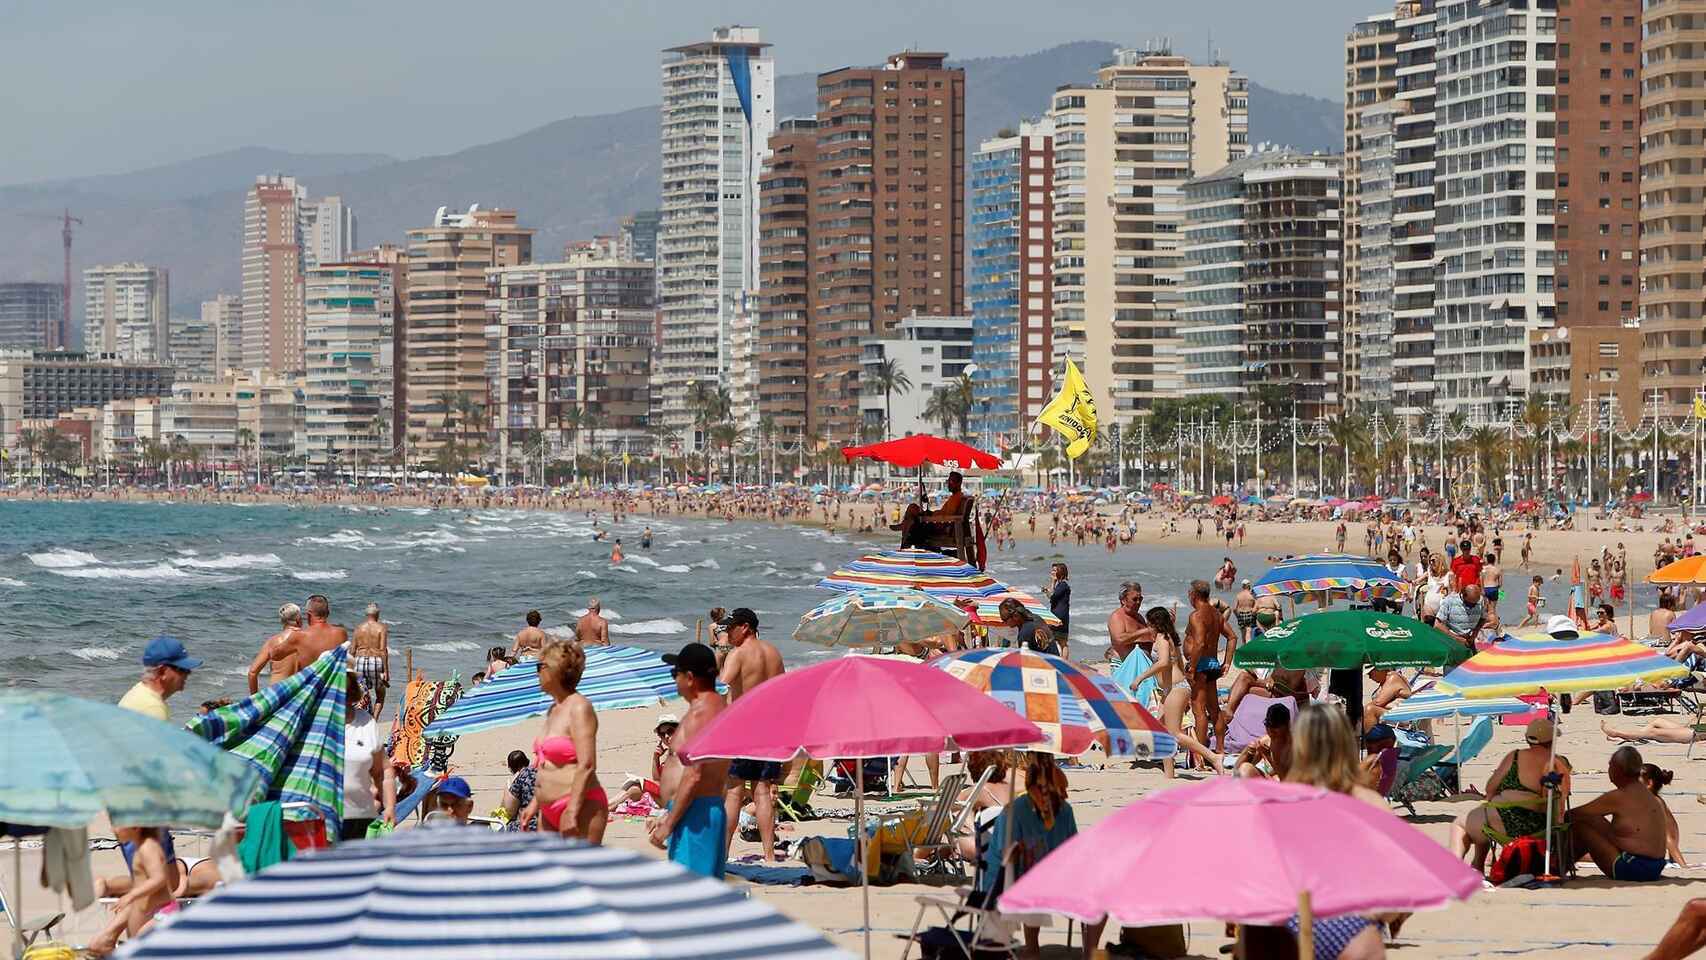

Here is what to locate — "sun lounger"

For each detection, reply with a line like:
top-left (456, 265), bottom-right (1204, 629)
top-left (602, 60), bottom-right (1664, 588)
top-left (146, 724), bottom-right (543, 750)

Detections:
top-left (1387, 744), bottom-right (1453, 815)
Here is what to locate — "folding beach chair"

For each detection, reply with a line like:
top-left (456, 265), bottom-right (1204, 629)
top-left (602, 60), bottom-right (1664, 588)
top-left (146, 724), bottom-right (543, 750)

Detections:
top-left (1436, 715), bottom-right (1496, 789)
top-left (776, 762), bottom-right (824, 823)
top-left (907, 771), bottom-right (980, 878)
top-left (1387, 744), bottom-right (1453, 815)
top-left (902, 814), bottom-right (1016, 960)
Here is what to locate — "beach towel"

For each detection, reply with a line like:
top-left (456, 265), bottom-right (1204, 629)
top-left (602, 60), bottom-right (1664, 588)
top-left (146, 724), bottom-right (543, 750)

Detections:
top-left (236, 801), bottom-right (292, 875)
top-left (188, 646), bottom-right (346, 841)
top-left (1111, 645), bottom-right (1158, 709)
top-left (389, 675), bottom-right (461, 767)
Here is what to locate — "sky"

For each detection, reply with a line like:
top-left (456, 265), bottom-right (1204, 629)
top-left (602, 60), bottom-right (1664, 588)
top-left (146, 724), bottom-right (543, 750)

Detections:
top-left (1, 0), bottom-right (1374, 185)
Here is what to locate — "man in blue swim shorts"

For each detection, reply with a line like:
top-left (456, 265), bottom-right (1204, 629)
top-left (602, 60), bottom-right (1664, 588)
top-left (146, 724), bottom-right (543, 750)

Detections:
top-left (649, 642), bottom-right (730, 878)
top-left (1568, 746), bottom-right (1670, 882)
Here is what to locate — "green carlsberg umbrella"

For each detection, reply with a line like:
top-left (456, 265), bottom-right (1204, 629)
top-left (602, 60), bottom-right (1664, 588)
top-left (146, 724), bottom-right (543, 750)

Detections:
top-left (1233, 610), bottom-right (1470, 671)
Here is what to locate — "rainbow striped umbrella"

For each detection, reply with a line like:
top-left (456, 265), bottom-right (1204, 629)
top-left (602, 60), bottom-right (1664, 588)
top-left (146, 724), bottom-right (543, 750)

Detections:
top-left (928, 648), bottom-right (1175, 759)
top-left (1436, 630), bottom-right (1688, 699)
top-left (818, 548), bottom-right (1008, 599)
top-left (1251, 553), bottom-right (1411, 603)
top-left (970, 590), bottom-right (1061, 627)
top-left (793, 588), bottom-right (969, 647)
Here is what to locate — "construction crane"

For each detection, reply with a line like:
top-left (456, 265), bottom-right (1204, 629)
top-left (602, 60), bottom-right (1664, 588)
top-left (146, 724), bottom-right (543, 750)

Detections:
top-left (14, 209), bottom-right (82, 350)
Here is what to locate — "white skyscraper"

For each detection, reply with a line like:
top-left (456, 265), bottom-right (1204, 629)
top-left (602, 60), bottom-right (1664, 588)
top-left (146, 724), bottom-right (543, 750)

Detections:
top-left (658, 25), bottom-right (774, 446)
top-left (83, 263), bottom-right (170, 363)
top-left (302, 196), bottom-right (357, 272)
top-left (1432, 0), bottom-right (1556, 421)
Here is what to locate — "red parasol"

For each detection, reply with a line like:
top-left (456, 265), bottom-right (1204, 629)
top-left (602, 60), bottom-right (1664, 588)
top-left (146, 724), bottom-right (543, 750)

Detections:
top-left (840, 434), bottom-right (1001, 470)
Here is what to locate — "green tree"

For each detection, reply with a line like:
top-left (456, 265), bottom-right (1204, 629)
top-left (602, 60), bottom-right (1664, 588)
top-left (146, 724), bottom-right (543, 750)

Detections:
top-left (866, 358), bottom-right (912, 440)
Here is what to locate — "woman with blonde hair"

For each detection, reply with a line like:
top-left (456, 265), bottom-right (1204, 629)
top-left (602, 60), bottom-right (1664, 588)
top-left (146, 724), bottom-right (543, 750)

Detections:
top-left (532, 641), bottom-right (609, 843)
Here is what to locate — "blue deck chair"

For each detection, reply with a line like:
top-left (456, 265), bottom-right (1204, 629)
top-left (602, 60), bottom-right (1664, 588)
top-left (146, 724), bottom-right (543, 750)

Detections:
top-left (392, 765), bottom-right (442, 824)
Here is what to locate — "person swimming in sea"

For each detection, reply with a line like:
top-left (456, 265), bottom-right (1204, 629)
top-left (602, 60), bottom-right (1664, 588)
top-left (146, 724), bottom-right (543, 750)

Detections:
top-left (641, 526), bottom-right (653, 550)
top-left (610, 539), bottom-right (624, 565)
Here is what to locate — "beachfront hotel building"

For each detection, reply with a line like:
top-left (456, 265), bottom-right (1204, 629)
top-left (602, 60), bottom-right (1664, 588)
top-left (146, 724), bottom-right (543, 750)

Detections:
top-left (1048, 47), bottom-right (1248, 427)
top-left (241, 175), bottom-right (308, 374)
top-left (202, 294), bottom-right (242, 382)
top-left (302, 196), bottom-right (357, 273)
top-left (0, 350), bottom-right (175, 451)
top-left (969, 119), bottom-right (1054, 449)
top-left (403, 207), bottom-right (533, 457)
top-left (103, 372), bottom-right (306, 464)
top-left (1639, 0), bottom-right (1706, 420)
top-left (1389, 1), bottom-right (1440, 420)
top-left (82, 263), bottom-right (170, 364)
top-left (658, 26), bottom-right (774, 449)
top-left (754, 117), bottom-right (817, 444)
top-left (168, 316), bottom-right (219, 384)
top-left (0, 282), bottom-right (63, 352)
top-left (1432, 0), bottom-right (1558, 421)
top-left (1342, 11), bottom-right (1398, 410)
top-left (857, 314), bottom-right (975, 440)
top-left (486, 256), bottom-right (655, 467)
top-left (303, 260), bottom-right (397, 469)
top-left (1179, 150), bottom-right (1344, 423)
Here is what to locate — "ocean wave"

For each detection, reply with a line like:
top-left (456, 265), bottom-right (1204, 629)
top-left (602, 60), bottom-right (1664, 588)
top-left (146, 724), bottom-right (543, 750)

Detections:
top-left (416, 640), bottom-right (482, 653)
top-left (611, 564), bottom-right (638, 573)
top-left (810, 561), bottom-right (827, 573)
top-left (609, 618), bottom-right (688, 636)
top-left (694, 558), bottom-right (720, 570)
top-left (171, 552), bottom-right (282, 570)
top-left (294, 529), bottom-right (373, 548)
top-left (69, 645), bottom-right (123, 661)
top-left (570, 607), bottom-right (622, 621)
top-left (657, 564), bottom-right (693, 573)
top-left (27, 549), bottom-right (101, 569)
top-left (0, 577), bottom-right (26, 588)
top-left (572, 570), bottom-right (599, 580)
top-left (50, 563), bottom-right (210, 583)
top-left (292, 569), bottom-right (349, 581)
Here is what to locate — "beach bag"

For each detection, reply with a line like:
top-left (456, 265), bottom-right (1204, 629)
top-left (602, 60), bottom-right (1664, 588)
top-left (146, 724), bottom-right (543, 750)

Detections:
top-left (1591, 691), bottom-right (1620, 715)
top-left (1490, 835), bottom-right (1545, 885)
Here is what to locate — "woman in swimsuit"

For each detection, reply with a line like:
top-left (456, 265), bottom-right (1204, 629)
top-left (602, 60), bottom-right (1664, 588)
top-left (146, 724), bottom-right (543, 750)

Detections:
top-left (534, 641), bottom-right (610, 843)
top-left (1450, 717), bottom-right (1571, 872)
top-left (1131, 606), bottom-right (1221, 778)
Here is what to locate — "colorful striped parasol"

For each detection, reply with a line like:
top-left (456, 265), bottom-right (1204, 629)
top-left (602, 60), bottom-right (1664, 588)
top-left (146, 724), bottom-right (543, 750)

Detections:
top-left (970, 590), bottom-right (1061, 627)
top-left (1251, 553), bottom-right (1411, 603)
top-left (818, 548), bottom-right (1008, 599)
top-left (793, 588), bottom-right (969, 647)
top-left (928, 648), bottom-right (1175, 759)
top-left (1435, 630), bottom-right (1688, 699)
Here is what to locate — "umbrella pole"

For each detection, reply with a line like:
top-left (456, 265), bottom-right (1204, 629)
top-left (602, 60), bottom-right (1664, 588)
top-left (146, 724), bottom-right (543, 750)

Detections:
top-left (1297, 890), bottom-right (1313, 960)
top-left (13, 840), bottom-right (22, 959)
top-left (858, 762), bottom-right (870, 960)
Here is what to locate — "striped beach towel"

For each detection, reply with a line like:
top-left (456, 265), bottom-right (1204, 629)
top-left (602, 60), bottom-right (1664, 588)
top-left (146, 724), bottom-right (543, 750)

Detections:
top-left (424, 645), bottom-right (678, 738)
top-left (187, 645), bottom-right (346, 840)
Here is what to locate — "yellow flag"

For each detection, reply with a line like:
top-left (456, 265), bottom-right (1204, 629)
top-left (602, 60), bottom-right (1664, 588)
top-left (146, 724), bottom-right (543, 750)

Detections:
top-left (1694, 396), bottom-right (1706, 420)
top-left (1035, 360), bottom-right (1098, 459)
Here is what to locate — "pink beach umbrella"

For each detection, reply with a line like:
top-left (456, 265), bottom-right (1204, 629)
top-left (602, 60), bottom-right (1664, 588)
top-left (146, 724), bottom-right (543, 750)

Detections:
top-left (999, 778), bottom-right (1480, 959)
top-left (680, 656), bottom-right (1045, 959)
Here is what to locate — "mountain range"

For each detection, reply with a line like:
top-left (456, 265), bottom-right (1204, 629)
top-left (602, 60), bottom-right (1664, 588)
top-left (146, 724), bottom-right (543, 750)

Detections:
top-left (0, 41), bottom-right (1340, 328)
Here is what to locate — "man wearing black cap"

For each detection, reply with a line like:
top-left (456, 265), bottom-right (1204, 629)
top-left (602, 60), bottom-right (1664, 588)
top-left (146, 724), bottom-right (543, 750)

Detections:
top-left (717, 608), bottom-right (787, 861)
top-left (648, 642), bottom-right (731, 878)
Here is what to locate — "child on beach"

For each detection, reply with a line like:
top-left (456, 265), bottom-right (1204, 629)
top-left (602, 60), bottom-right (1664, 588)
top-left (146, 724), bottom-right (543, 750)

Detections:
top-left (88, 826), bottom-right (179, 955)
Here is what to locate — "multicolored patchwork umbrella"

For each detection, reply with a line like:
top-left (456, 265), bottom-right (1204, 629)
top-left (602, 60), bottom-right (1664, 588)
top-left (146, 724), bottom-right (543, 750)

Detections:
top-left (1436, 630), bottom-right (1688, 699)
top-left (818, 548), bottom-right (1008, 599)
top-left (929, 648), bottom-right (1175, 759)
top-left (793, 588), bottom-right (969, 648)
top-left (1251, 553), bottom-right (1411, 603)
top-left (969, 590), bottom-right (1061, 627)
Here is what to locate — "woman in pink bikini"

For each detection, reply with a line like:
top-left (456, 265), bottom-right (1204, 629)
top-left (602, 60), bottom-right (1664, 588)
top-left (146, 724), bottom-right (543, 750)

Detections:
top-left (534, 641), bottom-right (609, 843)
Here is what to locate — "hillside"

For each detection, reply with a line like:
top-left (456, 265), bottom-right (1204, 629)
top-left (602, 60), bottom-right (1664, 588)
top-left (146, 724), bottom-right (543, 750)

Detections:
top-left (0, 42), bottom-right (1341, 329)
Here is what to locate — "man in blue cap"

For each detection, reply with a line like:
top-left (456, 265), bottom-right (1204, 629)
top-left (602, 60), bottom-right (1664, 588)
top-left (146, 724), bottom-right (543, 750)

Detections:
top-left (117, 636), bottom-right (201, 721)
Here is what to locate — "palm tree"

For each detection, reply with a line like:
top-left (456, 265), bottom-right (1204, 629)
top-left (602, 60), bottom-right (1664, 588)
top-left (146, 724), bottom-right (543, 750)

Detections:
top-left (235, 427), bottom-right (257, 486)
top-left (866, 358), bottom-right (912, 439)
top-left (756, 415), bottom-right (777, 484)
top-left (1324, 412), bottom-right (1367, 497)
top-left (557, 406), bottom-right (584, 484)
top-left (923, 386), bottom-right (957, 436)
top-left (708, 422), bottom-right (740, 483)
top-left (16, 428), bottom-right (41, 487)
top-left (951, 373), bottom-right (974, 442)
top-left (1468, 426), bottom-right (1501, 498)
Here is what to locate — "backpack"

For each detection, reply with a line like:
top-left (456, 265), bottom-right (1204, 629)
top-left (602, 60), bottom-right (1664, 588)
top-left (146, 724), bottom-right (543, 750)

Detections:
top-left (1490, 835), bottom-right (1546, 885)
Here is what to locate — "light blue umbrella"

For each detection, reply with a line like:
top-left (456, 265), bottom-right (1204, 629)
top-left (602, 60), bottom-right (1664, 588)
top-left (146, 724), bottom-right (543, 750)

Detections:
top-left (793, 588), bottom-right (969, 648)
top-left (1381, 687), bottom-right (1533, 724)
top-left (424, 645), bottom-right (678, 739)
top-left (116, 829), bottom-right (849, 959)
top-left (0, 689), bottom-right (260, 829)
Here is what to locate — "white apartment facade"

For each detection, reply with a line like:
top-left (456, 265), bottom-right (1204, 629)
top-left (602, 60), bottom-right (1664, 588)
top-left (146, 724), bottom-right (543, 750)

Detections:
top-left (83, 263), bottom-right (170, 364)
top-left (302, 196), bottom-right (357, 272)
top-left (303, 262), bottom-right (395, 468)
top-left (658, 26), bottom-right (775, 446)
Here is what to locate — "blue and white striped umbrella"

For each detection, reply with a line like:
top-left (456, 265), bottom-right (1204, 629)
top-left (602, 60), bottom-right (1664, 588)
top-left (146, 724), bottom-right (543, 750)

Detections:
top-left (424, 645), bottom-right (676, 739)
top-left (1381, 687), bottom-right (1533, 724)
top-left (793, 588), bottom-right (969, 647)
top-left (116, 829), bottom-right (848, 959)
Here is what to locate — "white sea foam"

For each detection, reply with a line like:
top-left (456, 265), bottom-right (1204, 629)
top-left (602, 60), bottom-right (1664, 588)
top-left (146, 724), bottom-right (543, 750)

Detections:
top-left (611, 564), bottom-right (638, 573)
top-left (0, 577), bottom-right (25, 588)
top-left (656, 564), bottom-right (692, 573)
top-left (569, 607), bottom-right (622, 621)
top-left (27, 549), bottom-right (101, 569)
top-left (50, 563), bottom-right (207, 582)
top-left (171, 552), bottom-right (282, 570)
top-left (609, 618), bottom-right (688, 636)
top-left (572, 570), bottom-right (600, 580)
top-left (69, 645), bottom-right (123, 662)
top-left (694, 558), bottom-right (720, 570)
top-left (810, 561), bottom-right (827, 573)
top-left (417, 640), bottom-right (482, 652)
top-left (292, 569), bottom-right (349, 582)
top-left (294, 529), bottom-right (373, 549)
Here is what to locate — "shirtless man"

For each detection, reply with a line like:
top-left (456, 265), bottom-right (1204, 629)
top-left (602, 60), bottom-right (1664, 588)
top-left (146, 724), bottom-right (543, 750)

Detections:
top-left (511, 610), bottom-right (547, 659)
top-left (298, 594), bottom-right (349, 664)
top-left (649, 643), bottom-right (731, 879)
top-left (246, 602), bottom-right (303, 694)
top-left (1184, 579), bottom-right (1239, 752)
top-left (350, 603), bottom-right (391, 719)
top-left (717, 608), bottom-right (786, 861)
top-left (1568, 746), bottom-right (1671, 882)
top-left (1106, 582), bottom-right (1154, 665)
top-left (1480, 555), bottom-right (1503, 614)
top-left (576, 599), bottom-right (611, 647)
top-left (1232, 580), bottom-right (1257, 643)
